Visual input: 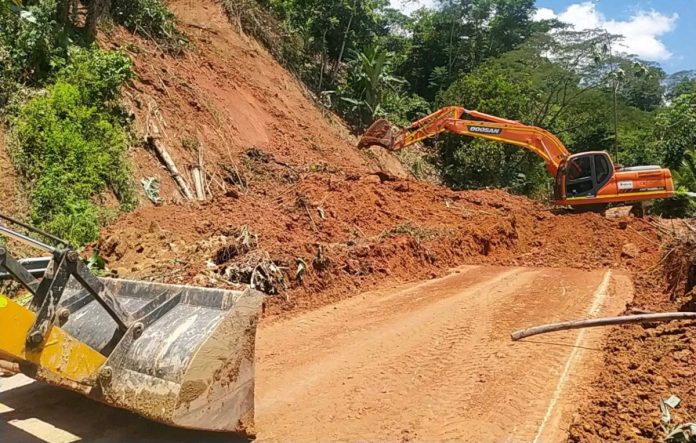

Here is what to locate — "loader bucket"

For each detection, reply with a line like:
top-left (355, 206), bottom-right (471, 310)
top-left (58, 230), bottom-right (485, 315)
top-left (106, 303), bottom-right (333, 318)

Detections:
top-left (358, 119), bottom-right (397, 150)
top-left (3, 276), bottom-right (264, 433)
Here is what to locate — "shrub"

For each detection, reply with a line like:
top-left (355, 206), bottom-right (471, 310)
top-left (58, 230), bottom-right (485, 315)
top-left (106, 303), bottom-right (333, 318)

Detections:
top-left (59, 46), bottom-right (134, 103)
top-left (110, 0), bottom-right (187, 52)
top-left (0, 1), bottom-right (72, 85)
top-left (10, 48), bottom-right (135, 246)
top-left (650, 189), bottom-right (696, 219)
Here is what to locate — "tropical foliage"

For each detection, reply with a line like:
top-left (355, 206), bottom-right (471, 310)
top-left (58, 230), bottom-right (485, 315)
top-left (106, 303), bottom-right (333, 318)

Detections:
top-left (0, 1), bottom-right (140, 245)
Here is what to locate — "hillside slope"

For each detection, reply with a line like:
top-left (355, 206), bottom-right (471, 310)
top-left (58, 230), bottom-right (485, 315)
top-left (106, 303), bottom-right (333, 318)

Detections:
top-left (102, 0), bottom-right (380, 204)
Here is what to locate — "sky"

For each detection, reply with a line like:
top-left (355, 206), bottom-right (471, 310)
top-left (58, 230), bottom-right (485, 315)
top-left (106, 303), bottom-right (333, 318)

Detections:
top-left (389, 0), bottom-right (695, 74)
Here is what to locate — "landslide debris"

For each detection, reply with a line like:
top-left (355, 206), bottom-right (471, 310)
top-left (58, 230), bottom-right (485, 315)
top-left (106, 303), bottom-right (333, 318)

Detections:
top-left (89, 2), bottom-right (690, 441)
top-left (96, 171), bottom-right (660, 319)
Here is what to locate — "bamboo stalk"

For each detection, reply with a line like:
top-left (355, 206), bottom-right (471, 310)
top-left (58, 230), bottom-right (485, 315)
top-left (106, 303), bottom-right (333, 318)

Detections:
top-left (147, 137), bottom-right (194, 200)
top-left (192, 166), bottom-right (206, 201)
top-left (511, 312), bottom-right (696, 341)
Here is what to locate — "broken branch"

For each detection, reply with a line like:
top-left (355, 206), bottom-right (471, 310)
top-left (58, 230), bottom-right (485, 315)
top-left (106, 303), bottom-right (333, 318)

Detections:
top-left (511, 312), bottom-right (696, 341)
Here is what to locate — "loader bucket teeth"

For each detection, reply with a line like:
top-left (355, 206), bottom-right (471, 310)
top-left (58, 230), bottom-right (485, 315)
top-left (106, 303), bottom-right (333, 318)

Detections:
top-left (358, 119), bottom-right (396, 150)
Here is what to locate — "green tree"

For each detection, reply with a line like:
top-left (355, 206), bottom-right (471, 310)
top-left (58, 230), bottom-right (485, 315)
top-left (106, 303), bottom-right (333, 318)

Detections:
top-left (615, 61), bottom-right (665, 112)
top-left (269, 0), bottom-right (387, 90)
top-left (655, 91), bottom-right (696, 169)
top-left (436, 63), bottom-right (548, 193)
top-left (399, 0), bottom-right (540, 100)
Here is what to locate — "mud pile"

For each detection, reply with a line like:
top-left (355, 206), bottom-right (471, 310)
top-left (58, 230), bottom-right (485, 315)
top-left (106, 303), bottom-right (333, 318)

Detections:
top-left (93, 0), bottom-right (657, 318)
top-left (97, 171), bottom-right (659, 318)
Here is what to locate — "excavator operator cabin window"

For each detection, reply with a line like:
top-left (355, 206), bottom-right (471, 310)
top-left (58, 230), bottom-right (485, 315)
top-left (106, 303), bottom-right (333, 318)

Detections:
top-left (567, 156), bottom-right (594, 195)
top-left (595, 155), bottom-right (611, 184)
top-left (568, 156), bottom-right (591, 180)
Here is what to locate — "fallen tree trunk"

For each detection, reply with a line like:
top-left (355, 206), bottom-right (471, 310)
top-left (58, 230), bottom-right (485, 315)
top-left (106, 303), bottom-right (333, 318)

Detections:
top-left (511, 312), bottom-right (696, 341)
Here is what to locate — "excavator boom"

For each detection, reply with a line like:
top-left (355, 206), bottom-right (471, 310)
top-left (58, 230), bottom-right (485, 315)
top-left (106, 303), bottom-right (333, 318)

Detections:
top-left (359, 107), bottom-right (570, 175)
top-left (359, 106), bottom-right (673, 207)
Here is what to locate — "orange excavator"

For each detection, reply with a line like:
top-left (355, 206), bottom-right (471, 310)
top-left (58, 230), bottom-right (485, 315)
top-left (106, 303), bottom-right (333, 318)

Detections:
top-left (359, 106), bottom-right (674, 211)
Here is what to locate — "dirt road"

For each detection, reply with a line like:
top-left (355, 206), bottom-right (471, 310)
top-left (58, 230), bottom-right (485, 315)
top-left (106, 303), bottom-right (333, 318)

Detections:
top-left (0, 265), bottom-right (631, 442)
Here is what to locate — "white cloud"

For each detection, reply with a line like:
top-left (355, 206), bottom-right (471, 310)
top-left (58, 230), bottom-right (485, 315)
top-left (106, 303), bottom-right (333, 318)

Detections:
top-left (533, 1), bottom-right (678, 61)
top-left (533, 7), bottom-right (556, 22)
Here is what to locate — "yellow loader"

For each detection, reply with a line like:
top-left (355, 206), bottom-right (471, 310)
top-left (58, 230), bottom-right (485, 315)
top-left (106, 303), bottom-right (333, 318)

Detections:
top-left (0, 213), bottom-right (264, 433)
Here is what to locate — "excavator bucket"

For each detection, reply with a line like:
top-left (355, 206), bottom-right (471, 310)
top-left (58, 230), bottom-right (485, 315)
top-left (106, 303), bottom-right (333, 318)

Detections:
top-left (358, 118), bottom-right (397, 150)
top-left (0, 224), bottom-right (264, 434)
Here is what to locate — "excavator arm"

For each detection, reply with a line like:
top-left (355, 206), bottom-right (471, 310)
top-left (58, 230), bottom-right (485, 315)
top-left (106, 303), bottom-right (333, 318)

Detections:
top-left (358, 106), bottom-right (570, 175)
top-left (359, 106), bottom-right (674, 208)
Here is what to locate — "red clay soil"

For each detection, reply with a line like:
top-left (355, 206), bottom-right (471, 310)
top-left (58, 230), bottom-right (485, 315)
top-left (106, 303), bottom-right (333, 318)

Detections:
top-left (568, 241), bottom-right (696, 442)
top-left (0, 126), bottom-right (27, 219)
top-left (89, 1), bottom-right (696, 441)
top-left (97, 174), bottom-right (658, 317)
top-left (100, 0), bottom-right (369, 206)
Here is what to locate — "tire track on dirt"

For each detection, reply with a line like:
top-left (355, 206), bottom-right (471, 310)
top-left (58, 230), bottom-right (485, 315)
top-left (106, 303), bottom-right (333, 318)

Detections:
top-left (255, 266), bottom-right (630, 442)
top-left (256, 267), bottom-right (529, 425)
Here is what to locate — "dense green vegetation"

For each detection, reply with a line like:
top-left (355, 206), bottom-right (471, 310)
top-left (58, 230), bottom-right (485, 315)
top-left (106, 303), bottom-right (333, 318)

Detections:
top-left (0, 0), bottom-right (178, 245)
top-left (244, 0), bottom-right (696, 209)
top-left (11, 47), bottom-right (136, 245)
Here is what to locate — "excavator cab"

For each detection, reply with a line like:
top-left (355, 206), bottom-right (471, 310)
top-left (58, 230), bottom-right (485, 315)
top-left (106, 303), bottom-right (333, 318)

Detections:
top-left (555, 152), bottom-right (613, 201)
top-left (555, 151), bottom-right (673, 208)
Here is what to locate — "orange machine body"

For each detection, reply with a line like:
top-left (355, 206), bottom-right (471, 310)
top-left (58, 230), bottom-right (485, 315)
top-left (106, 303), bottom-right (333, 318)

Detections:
top-left (359, 106), bottom-right (673, 208)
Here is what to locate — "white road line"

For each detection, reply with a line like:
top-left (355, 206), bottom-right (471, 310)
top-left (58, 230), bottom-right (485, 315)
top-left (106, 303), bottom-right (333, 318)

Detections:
top-left (8, 418), bottom-right (81, 443)
top-left (0, 374), bottom-right (34, 393)
top-left (532, 270), bottom-right (612, 443)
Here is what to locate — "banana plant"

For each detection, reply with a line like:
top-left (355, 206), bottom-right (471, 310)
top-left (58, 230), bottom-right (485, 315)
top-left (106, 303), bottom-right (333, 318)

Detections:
top-left (339, 44), bottom-right (405, 126)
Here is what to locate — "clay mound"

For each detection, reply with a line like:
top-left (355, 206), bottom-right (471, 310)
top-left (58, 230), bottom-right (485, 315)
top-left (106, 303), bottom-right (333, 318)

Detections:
top-left (97, 170), bottom-right (659, 319)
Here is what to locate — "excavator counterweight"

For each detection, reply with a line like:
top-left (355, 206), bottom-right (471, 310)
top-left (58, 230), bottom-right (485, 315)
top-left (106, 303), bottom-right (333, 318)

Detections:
top-left (0, 218), bottom-right (264, 433)
top-left (359, 107), bottom-right (674, 208)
